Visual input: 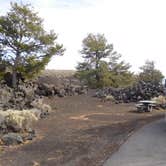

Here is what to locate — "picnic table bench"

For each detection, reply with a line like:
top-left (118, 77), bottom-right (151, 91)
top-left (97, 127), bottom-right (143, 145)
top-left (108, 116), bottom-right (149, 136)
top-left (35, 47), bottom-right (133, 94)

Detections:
top-left (136, 100), bottom-right (156, 112)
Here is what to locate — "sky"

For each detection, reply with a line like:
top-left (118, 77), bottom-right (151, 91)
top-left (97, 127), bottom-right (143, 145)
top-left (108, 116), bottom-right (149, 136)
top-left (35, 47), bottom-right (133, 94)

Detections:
top-left (1, 0), bottom-right (166, 76)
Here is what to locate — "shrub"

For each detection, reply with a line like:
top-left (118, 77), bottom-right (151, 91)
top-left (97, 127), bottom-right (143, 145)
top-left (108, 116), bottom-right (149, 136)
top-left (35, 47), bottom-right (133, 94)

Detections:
top-left (0, 109), bottom-right (38, 132)
top-left (152, 96), bottom-right (166, 105)
top-left (101, 95), bottom-right (115, 102)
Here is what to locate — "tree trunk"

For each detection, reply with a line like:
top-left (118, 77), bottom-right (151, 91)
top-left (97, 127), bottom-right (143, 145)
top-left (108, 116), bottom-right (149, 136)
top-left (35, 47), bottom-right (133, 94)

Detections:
top-left (95, 57), bottom-right (100, 85)
top-left (12, 70), bottom-right (17, 89)
top-left (12, 52), bottom-right (19, 88)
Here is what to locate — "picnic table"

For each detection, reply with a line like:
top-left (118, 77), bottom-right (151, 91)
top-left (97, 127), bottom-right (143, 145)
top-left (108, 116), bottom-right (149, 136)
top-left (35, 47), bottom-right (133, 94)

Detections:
top-left (136, 100), bottom-right (156, 112)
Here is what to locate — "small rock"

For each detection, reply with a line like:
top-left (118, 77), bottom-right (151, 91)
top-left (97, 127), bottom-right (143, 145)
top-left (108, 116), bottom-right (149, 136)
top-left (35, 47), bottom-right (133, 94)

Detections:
top-left (22, 129), bottom-right (36, 141)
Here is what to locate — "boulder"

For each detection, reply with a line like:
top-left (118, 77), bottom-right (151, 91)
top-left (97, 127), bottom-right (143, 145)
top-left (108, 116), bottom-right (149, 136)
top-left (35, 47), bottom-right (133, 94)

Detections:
top-left (0, 88), bottom-right (12, 105)
top-left (31, 99), bottom-right (51, 118)
top-left (3, 72), bottom-right (13, 87)
top-left (36, 83), bottom-right (54, 96)
top-left (1, 133), bottom-right (23, 145)
top-left (57, 88), bottom-right (66, 97)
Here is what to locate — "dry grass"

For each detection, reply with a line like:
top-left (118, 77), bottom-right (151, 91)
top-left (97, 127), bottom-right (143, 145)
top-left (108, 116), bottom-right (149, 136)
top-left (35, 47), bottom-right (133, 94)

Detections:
top-left (101, 95), bottom-right (115, 102)
top-left (0, 109), bottom-right (39, 132)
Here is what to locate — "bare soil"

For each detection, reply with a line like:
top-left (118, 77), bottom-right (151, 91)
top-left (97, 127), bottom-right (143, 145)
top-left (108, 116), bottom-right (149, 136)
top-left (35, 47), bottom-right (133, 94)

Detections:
top-left (0, 92), bottom-right (164, 166)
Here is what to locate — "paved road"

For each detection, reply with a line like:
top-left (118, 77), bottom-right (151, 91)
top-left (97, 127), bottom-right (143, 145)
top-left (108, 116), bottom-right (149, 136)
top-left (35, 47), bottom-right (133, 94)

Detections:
top-left (104, 119), bottom-right (166, 166)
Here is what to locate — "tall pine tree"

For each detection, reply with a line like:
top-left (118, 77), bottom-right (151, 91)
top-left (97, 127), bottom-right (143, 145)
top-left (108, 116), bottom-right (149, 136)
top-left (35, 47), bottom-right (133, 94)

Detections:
top-left (76, 33), bottom-right (133, 88)
top-left (0, 2), bottom-right (64, 87)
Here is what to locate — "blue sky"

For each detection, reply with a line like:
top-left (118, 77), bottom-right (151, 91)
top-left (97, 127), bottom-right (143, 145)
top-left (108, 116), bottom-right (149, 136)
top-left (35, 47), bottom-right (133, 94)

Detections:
top-left (1, 0), bottom-right (166, 76)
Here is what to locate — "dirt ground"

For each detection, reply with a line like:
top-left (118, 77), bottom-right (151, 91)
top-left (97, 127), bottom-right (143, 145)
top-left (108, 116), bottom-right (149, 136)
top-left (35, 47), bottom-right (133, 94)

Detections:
top-left (0, 92), bottom-right (165, 166)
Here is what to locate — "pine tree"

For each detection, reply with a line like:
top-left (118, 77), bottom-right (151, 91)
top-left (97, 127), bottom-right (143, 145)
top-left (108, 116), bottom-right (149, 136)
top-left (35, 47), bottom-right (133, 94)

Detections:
top-left (0, 2), bottom-right (64, 87)
top-left (76, 33), bottom-right (133, 88)
top-left (138, 60), bottom-right (164, 84)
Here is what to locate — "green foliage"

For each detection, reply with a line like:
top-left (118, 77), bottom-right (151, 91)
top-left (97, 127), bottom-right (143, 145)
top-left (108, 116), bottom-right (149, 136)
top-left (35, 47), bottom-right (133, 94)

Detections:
top-left (76, 33), bottom-right (113, 88)
top-left (76, 33), bottom-right (133, 88)
top-left (138, 60), bottom-right (164, 84)
top-left (0, 2), bottom-right (64, 87)
top-left (97, 61), bottom-right (112, 88)
top-left (81, 33), bottom-right (113, 61)
top-left (75, 66), bottom-right (96, 87)
top-left (107, 52), bottom-right (134, 87)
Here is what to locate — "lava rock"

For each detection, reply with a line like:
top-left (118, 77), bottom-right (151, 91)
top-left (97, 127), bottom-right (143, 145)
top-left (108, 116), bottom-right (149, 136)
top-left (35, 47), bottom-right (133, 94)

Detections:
top-left (95, 81), bottom-right (165, 103)
top-left (1, 133), bottom-right (23, 145)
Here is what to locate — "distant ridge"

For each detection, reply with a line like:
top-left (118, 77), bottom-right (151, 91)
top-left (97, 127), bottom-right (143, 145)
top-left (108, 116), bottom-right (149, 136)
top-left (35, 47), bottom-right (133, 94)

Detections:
top-left (41, 69), bottom-right (76, 78)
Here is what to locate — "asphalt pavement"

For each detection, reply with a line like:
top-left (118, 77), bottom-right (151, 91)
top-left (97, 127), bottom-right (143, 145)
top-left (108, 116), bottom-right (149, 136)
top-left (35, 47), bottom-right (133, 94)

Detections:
top-left (104, 119), bottom-right (166, 166)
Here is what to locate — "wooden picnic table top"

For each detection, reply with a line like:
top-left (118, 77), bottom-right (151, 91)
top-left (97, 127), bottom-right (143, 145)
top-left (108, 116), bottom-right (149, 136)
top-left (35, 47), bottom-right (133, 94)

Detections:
top-left (139, 100), bottom-right (156, 104)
